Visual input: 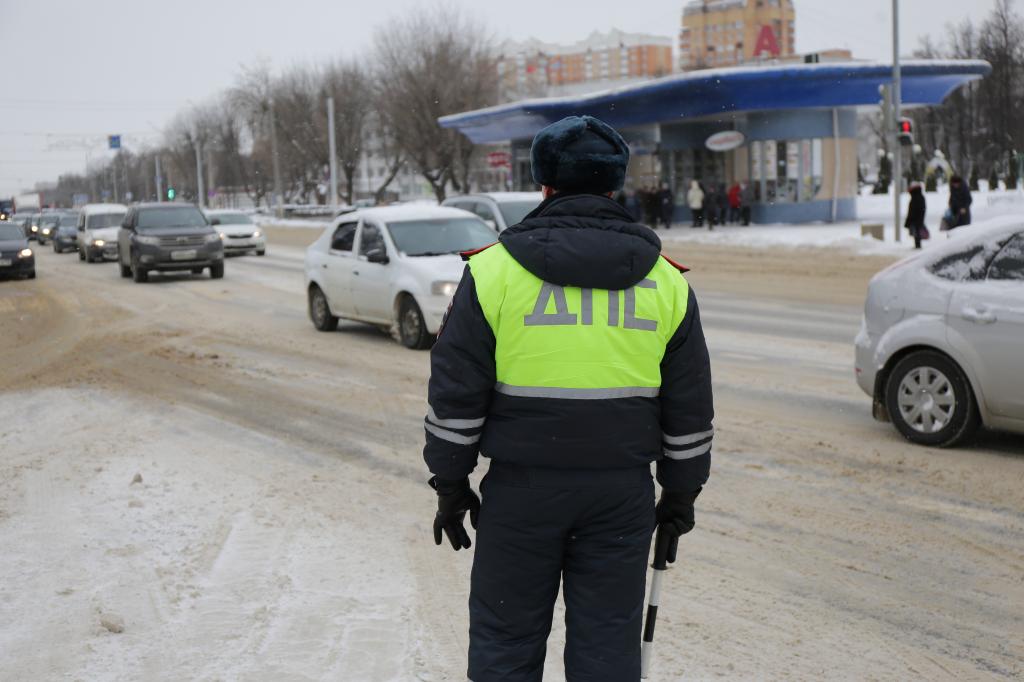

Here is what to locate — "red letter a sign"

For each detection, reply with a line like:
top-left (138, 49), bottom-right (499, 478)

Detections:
top-left (754, 25), bottom-right (780, 57)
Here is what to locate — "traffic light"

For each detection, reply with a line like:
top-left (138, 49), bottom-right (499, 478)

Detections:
top-left (898, 118), bottom-right (914, 146)
top-left (167, 187), bottom-right (176, 200)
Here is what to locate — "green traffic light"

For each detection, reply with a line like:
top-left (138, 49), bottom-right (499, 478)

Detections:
top-left (167, 187), bottom-right (176, 200)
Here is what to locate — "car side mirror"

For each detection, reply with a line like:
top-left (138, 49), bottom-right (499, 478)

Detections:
top-left (366, 247), bottom-right (389, 265)
top-left (210, 217), bottom-right (221, 226)
top-left (484, 219), bottom-right (498, 231)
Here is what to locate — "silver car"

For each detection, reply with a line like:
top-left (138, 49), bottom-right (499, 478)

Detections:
top-left (855, 218), bottom-right (1024, 446)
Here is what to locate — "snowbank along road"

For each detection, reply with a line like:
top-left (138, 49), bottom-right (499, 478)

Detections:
top-left (1, 231), bottom-right (1022, 681)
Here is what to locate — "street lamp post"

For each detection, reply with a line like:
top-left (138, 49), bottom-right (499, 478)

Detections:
top-left (892, 0), bottom-right (902, 243)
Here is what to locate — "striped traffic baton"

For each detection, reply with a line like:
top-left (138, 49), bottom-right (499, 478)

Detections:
top-left (640, 526), bottom-right (674, 679)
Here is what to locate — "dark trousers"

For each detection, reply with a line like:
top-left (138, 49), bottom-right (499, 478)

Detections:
top-left (690, 209), bottom-right (703, 227)
top-left (468, 463), bottom-right (655, 682)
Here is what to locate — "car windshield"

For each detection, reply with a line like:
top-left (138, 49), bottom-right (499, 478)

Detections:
top-left (387, 217), bottom-right (496, 257)
top-left (137, 207), bottom-right (208, 231)
top-left (212, 213), bottom-right (253, 225)
top-left (497, 200), bottom-right (540, 227)
top-left (0, 224), bottom-right (24, 240)
top-left (59, 215), bottom-right (78, 227)
top-left (87, 212), bottom-right (125, 229)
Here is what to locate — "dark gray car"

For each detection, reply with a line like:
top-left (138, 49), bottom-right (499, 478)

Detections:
top-left (117, 204), bottom-right (224, 283)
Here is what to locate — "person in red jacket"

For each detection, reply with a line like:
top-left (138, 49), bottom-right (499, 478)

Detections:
top-left (727, 182), bottom-right (742, 225)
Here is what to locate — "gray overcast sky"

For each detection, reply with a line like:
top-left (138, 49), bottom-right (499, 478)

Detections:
top-left (0, 0), bottom-right (999, 196)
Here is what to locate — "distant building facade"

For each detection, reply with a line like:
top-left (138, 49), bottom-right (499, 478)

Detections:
top-left (497, 30), bottom-right (674, 101)
top-left (680, 0), bottom-right (796, 71)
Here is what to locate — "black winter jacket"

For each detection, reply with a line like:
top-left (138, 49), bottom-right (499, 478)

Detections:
top-left (422, 193), bottom-right (713, 493)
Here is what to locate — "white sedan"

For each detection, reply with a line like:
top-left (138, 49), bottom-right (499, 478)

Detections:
top-left (855, 218), bottom-right (1024, 446)
top-left (206, 210), bottom-right (266, 256)
top-left (304, 205), bottom-right (497, 349)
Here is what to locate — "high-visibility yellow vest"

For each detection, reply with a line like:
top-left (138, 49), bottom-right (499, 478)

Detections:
top-left (468, 244), bottom-right (689, 399)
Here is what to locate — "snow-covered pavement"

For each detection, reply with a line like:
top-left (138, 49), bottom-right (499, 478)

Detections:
top-left (1, 237), bottom-right (1022, 681)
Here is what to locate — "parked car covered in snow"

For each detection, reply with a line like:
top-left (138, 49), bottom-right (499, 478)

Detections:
top-left (855, 218), bottom-right (1024, 446)
top-left (205, 210), bottom-right (266, 256)
top-left (442, 192), bottom-right (542, 233)
top-left (304, 205), bottom-right (496, 348)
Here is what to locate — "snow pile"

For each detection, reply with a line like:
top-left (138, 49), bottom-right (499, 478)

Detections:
top-left (661, 188), bottom-right (1024, 256)
top-left (250, 214), bottom-right (331, 231)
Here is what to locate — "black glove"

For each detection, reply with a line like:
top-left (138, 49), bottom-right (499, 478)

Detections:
top-left (655, 487), bottom-right (702, 564)
top-left (429, 476), bottom-right (480, 551)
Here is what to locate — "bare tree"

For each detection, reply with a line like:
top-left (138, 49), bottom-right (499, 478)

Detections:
top-left (373, 6), bottom-right (498, 202)
top-left (322, 60), bottom-right (374, 204)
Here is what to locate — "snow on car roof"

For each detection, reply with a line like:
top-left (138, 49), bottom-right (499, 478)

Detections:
top-left (464, 192), bottom-right (543, 202)
top-left (354, 204), bottom-right (483, 222)
top-left (81, 203), bottom-right (128, 214)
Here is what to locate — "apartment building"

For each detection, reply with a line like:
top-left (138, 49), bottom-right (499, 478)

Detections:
top-left (679, 0), bottom-right (796, 70)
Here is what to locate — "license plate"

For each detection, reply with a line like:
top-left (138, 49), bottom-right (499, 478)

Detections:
top-left (171, 250), bottom-right (197, 261)
top-left (0, 259), bottom-right (10, 266)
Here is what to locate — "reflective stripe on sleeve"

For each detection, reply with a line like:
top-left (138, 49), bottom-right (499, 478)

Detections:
top-left (662, 428), bottom-right (715, 446)
top-left (426, 406), bottom-right (486, 430)
top-left (494, 384), bottom-right (660, 399)
top-left (424, 421), bottom-right (482, 446)
top-left (663, 441), bottom-right (712, 461)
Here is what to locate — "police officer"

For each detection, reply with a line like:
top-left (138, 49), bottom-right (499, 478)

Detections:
top-left (424, 115), bottom-right (713, 681)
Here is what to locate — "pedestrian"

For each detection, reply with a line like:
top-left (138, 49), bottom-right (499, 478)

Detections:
top-left (687, 180), bottom-right (704, 227)
top-left (643, 184), bottom-right (659, 228)
top-left (905, 183), bottom-right (928, 249)
top-left (703, 183), bottom-right (717, 229)
top-left (715, 183), bottom-right (728, 226)
top-left (658, 181), bottom-right (674, 229)
top-left (948, 174), bottom-right (973, 228)
top-left (727, 182), bottom-right (742, 224)
top-left (424, 115), bottom-right (714, 682)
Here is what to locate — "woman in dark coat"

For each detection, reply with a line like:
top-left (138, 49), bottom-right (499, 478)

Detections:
top-left (948, 175), bottom-right (972, 228)
top-left (905, 183), bottom-right (927, 249)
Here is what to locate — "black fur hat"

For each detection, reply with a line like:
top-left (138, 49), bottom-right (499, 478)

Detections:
top-left (530, 115), bottom-right (629, 193)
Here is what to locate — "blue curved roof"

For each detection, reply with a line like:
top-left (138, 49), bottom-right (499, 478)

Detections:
top-left (440, 60), bottom-right (990, 144)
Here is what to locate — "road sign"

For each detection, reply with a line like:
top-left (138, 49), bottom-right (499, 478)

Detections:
top-left (125, 191), bottom-right (133, 201)
top-left (108, 135), bottom-right (121, 150)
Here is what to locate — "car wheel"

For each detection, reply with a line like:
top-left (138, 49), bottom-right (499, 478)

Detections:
top-left (27, 270), bottom-right (36, 280)
top-left (119, 261), bottom-right (132, 278)
top-left (78, 247), bottom-right (85, 261)
top-left (132, 260), bottom-right (148, 283)
top-left (397, 295), bottom-right (433, 350)
top-left (308, 284), bottom-right (338, 332)
top-left (53, 243), bottom-right (60, 253)
top-left (256, 249), bottom-right (266, 256)
top-left (885, 350), bottom-right (979, 447)
top-left (210, 263), bottom-right (224, 279)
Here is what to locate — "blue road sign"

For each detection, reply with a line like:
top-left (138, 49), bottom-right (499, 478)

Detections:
top-left (108, 135), bottom-right (121, 150)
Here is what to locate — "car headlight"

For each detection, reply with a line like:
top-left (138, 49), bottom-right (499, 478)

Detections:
top-left (134, 235), bottom-right (161, 245)
top-left (42, 228), bottom-right (51, 235)
top-left (219, 232), bottom-right (227, 240)
top-left (431, 281), bottom-right (459, 298)
top-left (18, 248), bottom-right (32, 258)
top-left (205, 232), bottom-right (222, 243)
top-left (92, 239), bottom-right (105, 247)
top-left (252, 230), bottom-right (262, 238)
top-left (31, 225), bottom-right (38, 232)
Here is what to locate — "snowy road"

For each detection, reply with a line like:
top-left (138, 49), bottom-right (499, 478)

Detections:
top-left (1, 236), bottom-right (1022, 681)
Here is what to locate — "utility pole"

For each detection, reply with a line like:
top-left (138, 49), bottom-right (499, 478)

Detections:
top-left (195, 135), bottom-right (205, 208)
top-left (207, 147), bottom-right (215, 208)
top-left (155, 156), bottom-right (163, 202)
top-left (892, 0), bottom-right (902, 243)
top-left (327, 96), bottom-right (339, 209)
top-left (269, 101), bottom-right (284, 218)
top-left (112, 162), bottom-right (119, 203)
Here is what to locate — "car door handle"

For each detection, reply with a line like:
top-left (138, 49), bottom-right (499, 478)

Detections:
top-left (962, 306), bottom-right (997, 324)
top-left (353, 270), bottom-right (360, 276)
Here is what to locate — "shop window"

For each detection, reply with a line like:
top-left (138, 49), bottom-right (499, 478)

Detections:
top-left (751, 141), bottom-right (763, 202)
top-left (784, 141), bottom-right (800, 202)
top-left (812, 139), bottom-right (824, 198)
top-left (764, 140), bottom-right (778, 203)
